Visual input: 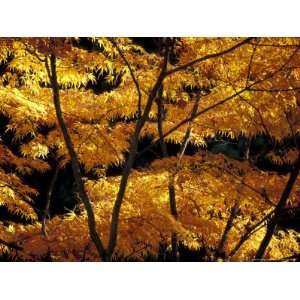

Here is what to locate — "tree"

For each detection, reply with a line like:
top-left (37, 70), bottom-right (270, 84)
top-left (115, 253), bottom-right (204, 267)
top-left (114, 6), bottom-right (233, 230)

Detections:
top-left (0, 37), bottom-right (300, 261)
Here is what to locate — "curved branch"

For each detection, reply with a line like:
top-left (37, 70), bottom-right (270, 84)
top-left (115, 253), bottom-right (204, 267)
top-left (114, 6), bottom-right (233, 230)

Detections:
top-left (165, 38), bottom-right (254, 77)
top-left (106, 45), bottom-right (170, 260)
top-left (138, 47), bottom-right (300, 158)
top-left (45, 53), bottom-right (106, 260)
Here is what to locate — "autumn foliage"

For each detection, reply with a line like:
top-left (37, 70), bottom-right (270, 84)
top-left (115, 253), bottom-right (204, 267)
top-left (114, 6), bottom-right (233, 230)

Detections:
top-left (0, 37), bottom-right (300, 261)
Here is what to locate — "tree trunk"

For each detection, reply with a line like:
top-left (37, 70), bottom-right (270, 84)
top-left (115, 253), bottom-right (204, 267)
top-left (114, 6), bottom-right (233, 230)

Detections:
top-left (169, 177), bottom-right (179, 261)
top-left (255, 159), bottom-right (300, 260)
top-left (216, 205), bottom-right (239, 259)
top-left (41, 162), bottom-right (60, 237)
top-left (156, 90), bottom-right (201, 261)
top-left (156, 86), bottom-right (179, 261)
top-left (47, 54), bottom-right (107, 261)
top-left (228, 209), bottom-right (273, 259)
top-left (106, 49), bottom-right (170, 260)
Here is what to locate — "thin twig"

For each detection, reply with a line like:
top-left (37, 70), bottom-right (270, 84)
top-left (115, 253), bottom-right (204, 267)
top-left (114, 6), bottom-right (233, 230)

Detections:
top-left (108, 38), bottom-right (142, 118)
top-left (245, 39), bottom-right (260, 87)
top-left (106, 41), bottom-right (171, 260)
top-left (248, 42), bottom-right (300, 48)
top-left (248, 87), bottom-right (300, 92)
top-left (21, 42), bottom-right (46, 63)
top-left (165, 38), bottom-right (254, 77)
top-left (211, 163), bottom-right (276, 207)
top-left (137, 46), bottom-right (300, 158)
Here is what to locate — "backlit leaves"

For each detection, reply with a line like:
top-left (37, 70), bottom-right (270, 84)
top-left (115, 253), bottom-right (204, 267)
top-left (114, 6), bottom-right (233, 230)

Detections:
top-left (1, 37), bottom-right (300, 261)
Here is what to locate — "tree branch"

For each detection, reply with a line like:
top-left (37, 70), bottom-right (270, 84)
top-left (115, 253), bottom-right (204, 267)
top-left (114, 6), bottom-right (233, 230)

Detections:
top-left (255, 156), bottom-right (300, 259)
top-left (228, 209), bottom-right (275, 258)
top-left (165, 38), bottom-right (254, 77)
top-left (41, 162), bottom-right (60, 236)
top-left (106, 43), bottom-right (170, 260)
top-left (245, 38), bottom-right (260, 87)
top-left (45, 52), bottom-right (106, 260)
top-left (216, 203), bottom-right (239, 259)
top-left (138, 46), bottom-right (300, 158)
top-left (108, 38), bottom-right (142, 118)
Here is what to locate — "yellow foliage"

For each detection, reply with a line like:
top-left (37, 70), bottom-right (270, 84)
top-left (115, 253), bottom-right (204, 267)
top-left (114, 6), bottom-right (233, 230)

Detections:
top-left (1, 37), bottom-right (300, 261)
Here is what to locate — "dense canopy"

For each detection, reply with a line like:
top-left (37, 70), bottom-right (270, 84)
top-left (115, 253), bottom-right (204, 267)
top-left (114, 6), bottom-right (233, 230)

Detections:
top-left (0, 37), bottom-right (300, 261)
